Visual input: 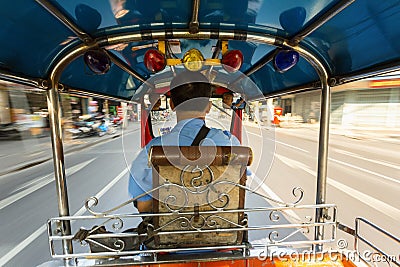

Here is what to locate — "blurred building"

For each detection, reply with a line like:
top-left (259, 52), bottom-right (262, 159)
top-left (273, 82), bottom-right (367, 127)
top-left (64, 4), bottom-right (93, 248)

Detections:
top-left (0, 81), bottom-right (137, 139)
top-left (276, 74), bottom-right (400, 129)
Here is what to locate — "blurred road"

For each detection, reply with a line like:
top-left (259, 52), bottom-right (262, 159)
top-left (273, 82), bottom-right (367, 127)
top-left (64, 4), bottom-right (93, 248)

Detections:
top-left (0, 122), bottom-right (140, 176)
top-left (0, 121), bottom-right (141, 267)
top-left (0, 119), bottom-right (399, 266)
top-left (244, 122), bottom-right (400, 259)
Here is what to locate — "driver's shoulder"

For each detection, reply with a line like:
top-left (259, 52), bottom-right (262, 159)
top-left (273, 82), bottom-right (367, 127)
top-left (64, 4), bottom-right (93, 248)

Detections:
top-left (208, 128), bottom-right (241, 146)
top-left (208, 127), bottom-right (233, 140)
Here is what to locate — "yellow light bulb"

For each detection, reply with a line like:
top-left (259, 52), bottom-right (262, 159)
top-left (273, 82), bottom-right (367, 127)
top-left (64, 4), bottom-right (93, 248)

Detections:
top-left (183, 48), bottom-right (204, 71)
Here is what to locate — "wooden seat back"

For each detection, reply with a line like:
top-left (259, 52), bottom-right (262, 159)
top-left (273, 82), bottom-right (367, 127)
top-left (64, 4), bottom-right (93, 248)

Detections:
top-left (150, 146), bottom-right (252, 248)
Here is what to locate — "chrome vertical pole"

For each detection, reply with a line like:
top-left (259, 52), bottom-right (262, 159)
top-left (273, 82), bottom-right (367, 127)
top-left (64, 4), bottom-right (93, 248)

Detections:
top-left (291, 45), bottom-right (331, 252)
top-left (314, 70), bottom-right (331, 252)
top-left (46, 83), bottom-right (72, 257)
top-left (189, 0), bottom-right (200, 34)
top-left (45, 44), bottom-right (89, 266)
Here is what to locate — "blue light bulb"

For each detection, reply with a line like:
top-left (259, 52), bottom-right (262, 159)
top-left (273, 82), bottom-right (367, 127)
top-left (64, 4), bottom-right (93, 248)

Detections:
top-left (274, 50), bottom-right (300, 73)
top-left (83, 50), bottom-right (111, 75)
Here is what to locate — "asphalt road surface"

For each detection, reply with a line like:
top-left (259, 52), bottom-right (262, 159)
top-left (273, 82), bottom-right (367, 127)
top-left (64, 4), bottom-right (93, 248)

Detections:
top-left (0, 118), bottom-right (399, 266)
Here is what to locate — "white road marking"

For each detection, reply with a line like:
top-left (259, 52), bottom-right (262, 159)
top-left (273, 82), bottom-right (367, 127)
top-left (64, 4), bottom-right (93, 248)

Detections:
top-left (0, 158), bottom-right (96, 210)
top-left (0, 152), bottom-right (21, 159)
top-left (275, 154), bottom-right (310, 171)
top-left (246, 131), bottom-right (262, 138)
top-left (248, 133), bottom-right (398, 183)
top-left (275, 154), bottom-right (400, 221)
top-left (10, 174), bottom-right (51, 194)
top-left (333, 148), bottom-right (400, 170)
top-left (247, 132), bottom-right (309, 153)
top-left (328, 179), bottom-right (400, 221)
top-left (24, 151), bottom-right (45, 157)
top-left (73, 168), bottom-right (129, 216)
top-left (329, 157), bottom-right (400, 186)
top-left (274, 140), bottom-right (309, 153)
top-left (0, 168), bottom-right (129, 266)
top-left (251, 132), bottom-right (399, 176)
top-left (0, 225), bottom-right (48, 267)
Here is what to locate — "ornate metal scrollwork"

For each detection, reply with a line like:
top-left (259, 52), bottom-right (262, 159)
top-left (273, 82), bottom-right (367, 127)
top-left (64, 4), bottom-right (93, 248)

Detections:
top-left (84, 183), bottom-right (168, 215)
top-left (268, 227), bottom-right (310, 244)
top-left (162, 166), bottom-right (233, 210)
top-left (85, 196), bottom-right (100, 215)
top-left (162, 182), bottom-right (189, 212)
top-left (84, 161), bottom-right (305, 217)
top-left (180, 165), bottom-right (214, 193)
top-left (72, 217), bottom-right (129, 252)
top-left (85, 237), bottom-right (126, 252)
top-left (268, 209), bottom-right (313, 224)
top-left (154, 216), bottom-right (190, 231)
top-left (155, 213), bottom-right (245, 232)
top-left (206, 215), bottom-right (246, 228)
top-left (291, 187), bottom-right (304, 205)
top-left (207, 188), bottom-right (230, 210)
top-left (90, 217), bottom-right (124, 232)
top-left (269, 210), bottom-right (281, 222)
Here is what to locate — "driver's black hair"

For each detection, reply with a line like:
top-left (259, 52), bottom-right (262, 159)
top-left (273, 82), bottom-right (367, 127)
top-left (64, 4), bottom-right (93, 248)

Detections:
top-left (169, 71), bottom-right (212, 112)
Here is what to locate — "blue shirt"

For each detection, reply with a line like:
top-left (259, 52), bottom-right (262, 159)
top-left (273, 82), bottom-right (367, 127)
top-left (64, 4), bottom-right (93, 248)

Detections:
top-left (128, 118), bottom-right (241, 201)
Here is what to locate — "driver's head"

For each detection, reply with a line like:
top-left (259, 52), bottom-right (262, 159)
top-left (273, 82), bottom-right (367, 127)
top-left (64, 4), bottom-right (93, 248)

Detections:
top-left (169, 70), bottom-right (212, 112)
top-left (222, 92), bottom-right (234, 107)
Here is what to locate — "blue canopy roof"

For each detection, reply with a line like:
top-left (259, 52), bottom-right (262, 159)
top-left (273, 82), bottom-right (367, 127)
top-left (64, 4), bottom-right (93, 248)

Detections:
top-left (0, 0), bottom-right (400, 100)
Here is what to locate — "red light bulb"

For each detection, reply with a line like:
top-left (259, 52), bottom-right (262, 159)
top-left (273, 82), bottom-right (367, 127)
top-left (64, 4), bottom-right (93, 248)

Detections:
top-left (221, 50), bottom-right (243, 73)
top-left (144, 49), bottom-right (166, 73)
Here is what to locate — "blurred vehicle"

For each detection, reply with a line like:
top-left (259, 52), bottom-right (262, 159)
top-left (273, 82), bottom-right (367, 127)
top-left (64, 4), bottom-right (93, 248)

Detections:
top-left (0, 123), bottom-right (23, 140)
top-left (67, 115), bottom-right (104, 139)
top-left (97, 119), bottom-right (117, 136)
top-left (110, 115), bottom-right (123, 127)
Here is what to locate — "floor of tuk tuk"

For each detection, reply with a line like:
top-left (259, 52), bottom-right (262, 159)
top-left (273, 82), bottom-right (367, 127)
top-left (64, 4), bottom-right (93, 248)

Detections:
top-left (49, 253), bottom-right (359, 267)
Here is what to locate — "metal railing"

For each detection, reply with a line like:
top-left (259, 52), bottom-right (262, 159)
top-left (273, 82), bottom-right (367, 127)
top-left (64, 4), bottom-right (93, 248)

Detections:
top-left (47, 182), bottom-right (337, 264)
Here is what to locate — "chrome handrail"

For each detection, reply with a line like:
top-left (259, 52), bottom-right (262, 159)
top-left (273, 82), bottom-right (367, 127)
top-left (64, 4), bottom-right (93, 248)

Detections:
top-left (355, 217), bottom-right (400, 267)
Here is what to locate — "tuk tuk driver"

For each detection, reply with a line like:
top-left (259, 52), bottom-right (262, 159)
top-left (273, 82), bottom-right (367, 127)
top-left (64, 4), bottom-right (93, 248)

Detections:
top-left (128, 70), bottom-right (241, 213)
top-left (222, 91), bottom-right (245, 110)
